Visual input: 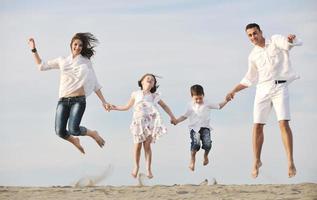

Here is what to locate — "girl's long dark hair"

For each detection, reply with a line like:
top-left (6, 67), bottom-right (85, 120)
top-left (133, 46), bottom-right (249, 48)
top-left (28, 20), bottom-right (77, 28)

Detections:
top-left (70, 32), bottom-right (98, 59)
top-left (138, 73), bottom-right (159, 93)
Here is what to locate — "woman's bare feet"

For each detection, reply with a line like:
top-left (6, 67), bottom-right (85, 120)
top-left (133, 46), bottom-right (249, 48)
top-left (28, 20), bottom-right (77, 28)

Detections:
top-left (251, 160), bottom-right (262, 178)
top-left (131, 166), bottom-right (139, 178)
top-left (87, 130), bottom-right (105, 148)
top-left (288, 163), bottom-right (297, 178)
top-left (67, 136), bottom-right (85, 154)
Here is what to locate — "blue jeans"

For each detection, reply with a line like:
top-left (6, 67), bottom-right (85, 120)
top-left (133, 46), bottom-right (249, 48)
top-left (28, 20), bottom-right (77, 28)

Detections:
top-left (55, 96), bottom-right (87, 139)
top-left (190, 128), bottom-right (212, 152)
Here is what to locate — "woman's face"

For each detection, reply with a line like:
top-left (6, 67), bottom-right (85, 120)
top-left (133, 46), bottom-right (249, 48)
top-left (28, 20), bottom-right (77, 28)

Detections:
top-left (141, 75), bottom-right (155, 91)
top-left (71, 39), bottom-right (83, 57)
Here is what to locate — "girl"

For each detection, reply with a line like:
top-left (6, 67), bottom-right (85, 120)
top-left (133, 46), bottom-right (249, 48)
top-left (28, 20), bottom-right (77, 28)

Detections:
top-left (28, 33), bottom-right (110, 154)
top-left (111, 73), bottom-right (176, 178)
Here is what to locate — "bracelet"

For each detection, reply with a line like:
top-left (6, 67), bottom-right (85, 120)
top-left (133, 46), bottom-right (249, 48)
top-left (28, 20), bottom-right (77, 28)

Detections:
top-left (31, 48), bottom-right (37, 53)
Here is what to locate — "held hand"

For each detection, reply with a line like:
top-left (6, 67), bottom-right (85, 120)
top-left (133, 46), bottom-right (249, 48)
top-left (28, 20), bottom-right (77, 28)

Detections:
top-left (287, 34), bottom-right (296, 43)
top-left (225, 92), bottom-right (235, 101)
top-left (170, 117), bottom-right (178, 125)
top-left (28, 38), bottom-right (36, 49)
top-left (102, 102), bottom-right (111, 112)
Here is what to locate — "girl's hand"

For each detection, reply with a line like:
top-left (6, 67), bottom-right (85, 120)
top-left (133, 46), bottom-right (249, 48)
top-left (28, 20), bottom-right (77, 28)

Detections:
top-left (170, 117), bottom-right (178, 125)
top-left (28, 38), bottom-right (36, 49)
top-left (287, 34), bottom-right (296, 43)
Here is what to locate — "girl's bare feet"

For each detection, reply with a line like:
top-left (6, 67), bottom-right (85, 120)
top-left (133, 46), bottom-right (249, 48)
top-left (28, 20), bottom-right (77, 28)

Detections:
top-left (147, 170), bottom-right (153, 179)
top-left (251, 160), bottom-right (262, 178)
top-left (68, 136), bottom-right (85, 154)
top-left (288, 163), bottom-right (297, 178)
top-left (131, 166), bottom-right (139, 178)
top-left (87, 130), bottom-right (105, 148)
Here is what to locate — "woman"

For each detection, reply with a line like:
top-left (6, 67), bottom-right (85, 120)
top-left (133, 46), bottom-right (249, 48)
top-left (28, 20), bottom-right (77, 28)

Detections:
top-left (28, 33), bottom-right (110, 154)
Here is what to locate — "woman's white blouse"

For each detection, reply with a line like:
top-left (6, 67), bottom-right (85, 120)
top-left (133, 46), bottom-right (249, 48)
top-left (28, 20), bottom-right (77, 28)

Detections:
top-left (38, 54), bottom-right (102, 98)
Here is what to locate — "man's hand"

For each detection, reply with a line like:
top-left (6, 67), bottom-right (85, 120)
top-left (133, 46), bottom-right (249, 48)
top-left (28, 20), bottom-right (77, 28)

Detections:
top-left (28, 38), bottom-right (36, 49)
top-left (226, 92), bottom-right (235, 101)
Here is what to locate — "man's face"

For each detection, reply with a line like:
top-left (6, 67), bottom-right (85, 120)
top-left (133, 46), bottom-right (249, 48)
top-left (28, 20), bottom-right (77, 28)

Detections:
top-left (246, 27), bottom-right (263, 46)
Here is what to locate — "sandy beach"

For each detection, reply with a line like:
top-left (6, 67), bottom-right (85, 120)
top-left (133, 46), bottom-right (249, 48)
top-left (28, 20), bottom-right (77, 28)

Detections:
top-left (1, 183), bottom-right (316, 200)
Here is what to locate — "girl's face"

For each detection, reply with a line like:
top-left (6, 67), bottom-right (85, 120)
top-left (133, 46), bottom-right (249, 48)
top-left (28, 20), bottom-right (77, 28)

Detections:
top-left (71, 39), bottom-right (83, 57)
top-left (141, 75), bottom-right (155, 91)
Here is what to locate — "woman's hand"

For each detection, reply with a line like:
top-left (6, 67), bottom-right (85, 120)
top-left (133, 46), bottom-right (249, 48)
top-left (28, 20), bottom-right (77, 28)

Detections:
top-left (28, 38), bottom-right (36, 49)
top-left (102, 102), bottom-right (112, 112)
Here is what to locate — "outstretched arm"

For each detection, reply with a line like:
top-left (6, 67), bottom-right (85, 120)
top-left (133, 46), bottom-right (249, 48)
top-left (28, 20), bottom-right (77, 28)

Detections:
top-left (219, 99), bottom-right (230, 109)
top-left (95, 89), bottom-right (111, 111)
top-left (158, 100), bottom-right (177, 122)
top-left (174, 116), bottom-right (187, 125)
top-left (111, 97), bottom-right (135, 111)
top-left (226, 84), bottom-right (248, 101)
top-left (28, 38), bottom-right (42, 65)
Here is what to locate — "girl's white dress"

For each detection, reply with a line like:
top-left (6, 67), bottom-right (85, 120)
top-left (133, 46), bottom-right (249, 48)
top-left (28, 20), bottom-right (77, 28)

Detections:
top-left (130, 90), bottom-right (167, 143)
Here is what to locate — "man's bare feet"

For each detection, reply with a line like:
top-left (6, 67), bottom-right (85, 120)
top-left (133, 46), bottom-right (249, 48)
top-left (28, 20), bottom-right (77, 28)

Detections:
top-left (288, 164), bottom-right (296, 178)
top-left (68, 136), bottom-right (85, 154)
top-left (189, 158), bottom-right (195, 171)
top-left (131, 166), bottom-right (139, 178)
top-left (147, 170), bottom-right (154, 179)
top-left (251, 160), bottom-right (262, 178)
top-left (203, 155), bottom-right (209, 166)
top-left (88, 130), bottom-right (105, 148)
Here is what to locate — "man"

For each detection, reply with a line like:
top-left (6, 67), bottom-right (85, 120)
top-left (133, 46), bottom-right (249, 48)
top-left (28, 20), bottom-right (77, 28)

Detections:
top-left (226, 23), bottom-right (302, 178)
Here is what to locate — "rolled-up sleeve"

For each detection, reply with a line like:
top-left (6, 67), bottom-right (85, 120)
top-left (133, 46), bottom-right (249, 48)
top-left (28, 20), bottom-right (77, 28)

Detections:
top-left (240, 57), bottom-right (258, 87)
top-left (272, 34), bottom-right (303, 51)
top-left (38, 57), bottom-right (61, 71)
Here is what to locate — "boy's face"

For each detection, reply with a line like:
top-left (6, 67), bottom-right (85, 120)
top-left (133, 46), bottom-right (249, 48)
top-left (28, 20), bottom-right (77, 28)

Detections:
top-left (192, 95), bottom-right (204, 104)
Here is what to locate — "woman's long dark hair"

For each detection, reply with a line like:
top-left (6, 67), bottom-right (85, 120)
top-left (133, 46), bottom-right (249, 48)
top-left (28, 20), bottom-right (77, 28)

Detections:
top-left (70, 32), bottom-right (98, 59)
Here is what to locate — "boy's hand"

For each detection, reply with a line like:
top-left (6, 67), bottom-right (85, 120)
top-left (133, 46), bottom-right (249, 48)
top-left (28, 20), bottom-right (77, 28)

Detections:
top-left (287, 34), bottom-right (296, 43)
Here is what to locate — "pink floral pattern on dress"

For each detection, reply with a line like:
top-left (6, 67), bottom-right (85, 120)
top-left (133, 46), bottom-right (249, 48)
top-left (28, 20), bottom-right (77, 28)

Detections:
top-left (130, 92), bottom-right (167, 144)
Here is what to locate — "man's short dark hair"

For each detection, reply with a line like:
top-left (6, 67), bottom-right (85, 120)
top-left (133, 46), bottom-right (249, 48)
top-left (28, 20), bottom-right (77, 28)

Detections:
top-left (245, 23), bottom-right (261, 31)
top-left (190, 84), bottom-right (204, 96)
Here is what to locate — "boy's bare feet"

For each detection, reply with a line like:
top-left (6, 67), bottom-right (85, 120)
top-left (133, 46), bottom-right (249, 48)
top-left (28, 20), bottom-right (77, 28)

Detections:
top-left (88, 130), bottom-right (105, 148)
top-left (203, 155), bottom-right (209, 166)
top-left (68, 136), bottom-right (85, 154)
top-left (251, 160), bottom-right (262, 178)
top-left (189, 158), bottom-right (195, 171)
top-left (288, 163), bottom-right (296, 178)
top-left (131, 166), bottom-right (139, 178)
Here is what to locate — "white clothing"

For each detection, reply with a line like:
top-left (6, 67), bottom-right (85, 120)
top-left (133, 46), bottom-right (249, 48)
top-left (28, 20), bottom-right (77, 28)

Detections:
top-left (130, 90), bottom-right (167, 143)
top-left (38, 54), bottom-right (102, 98)
top-left (183, 100), bottom-right (220, 132)
top-left (254, 81), bottom-right (290, 123)
top-left (240, 34), bottom-right (302, 87)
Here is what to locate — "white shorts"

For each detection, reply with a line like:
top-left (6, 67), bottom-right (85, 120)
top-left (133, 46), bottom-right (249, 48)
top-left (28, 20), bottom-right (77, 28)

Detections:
top-left (253, 81), bottom-right (290, 124)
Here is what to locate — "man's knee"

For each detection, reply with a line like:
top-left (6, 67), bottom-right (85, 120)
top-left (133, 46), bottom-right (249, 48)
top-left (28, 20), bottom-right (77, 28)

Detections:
top-left (202, 142), bottom-right (212, 151)
top-left (191, 143), bottom-right (201, 152)
top-left (253, 123), bottom-right (264, 133)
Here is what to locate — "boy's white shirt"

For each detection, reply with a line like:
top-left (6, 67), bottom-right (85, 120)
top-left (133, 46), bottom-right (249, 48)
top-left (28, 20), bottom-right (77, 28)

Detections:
top-left (183, 100), bottom-right (220, 132)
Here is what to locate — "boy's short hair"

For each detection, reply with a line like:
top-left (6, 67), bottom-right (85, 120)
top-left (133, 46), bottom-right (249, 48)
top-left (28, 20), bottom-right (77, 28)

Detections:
top-left (190, 84), bottom-right (204, 96)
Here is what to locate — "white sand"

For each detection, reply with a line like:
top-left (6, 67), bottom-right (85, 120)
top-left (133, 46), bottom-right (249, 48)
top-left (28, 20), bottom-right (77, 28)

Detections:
top-left (1, 183), bottom-right (316, 200)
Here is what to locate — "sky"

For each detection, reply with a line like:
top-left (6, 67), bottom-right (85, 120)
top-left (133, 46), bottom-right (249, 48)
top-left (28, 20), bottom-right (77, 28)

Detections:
top-left (0, 0), bottom-right (316, 186)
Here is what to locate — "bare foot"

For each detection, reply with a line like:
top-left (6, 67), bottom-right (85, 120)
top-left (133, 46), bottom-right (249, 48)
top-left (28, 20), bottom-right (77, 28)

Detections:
top-left (88, 130), bottom-right (105, 148)
top-left (288, 164), bottom-right (296, 178)
top-left (189, 159), bottom-right (195, 171)
top-left (251, 160), bottom-right (262, 178)
top-left (147, 170), bottom-right (154, 179)
top-left (131, 166), bottom-right (139, 178)
top-left (69, 137), bottom-right (85, 154)
top-left (203, 155), bottom-right (209, 166)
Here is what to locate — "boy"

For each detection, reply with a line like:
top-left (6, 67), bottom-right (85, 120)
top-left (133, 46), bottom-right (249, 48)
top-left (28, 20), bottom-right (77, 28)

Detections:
top-left (173, 84), bottom-right (229, 171)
